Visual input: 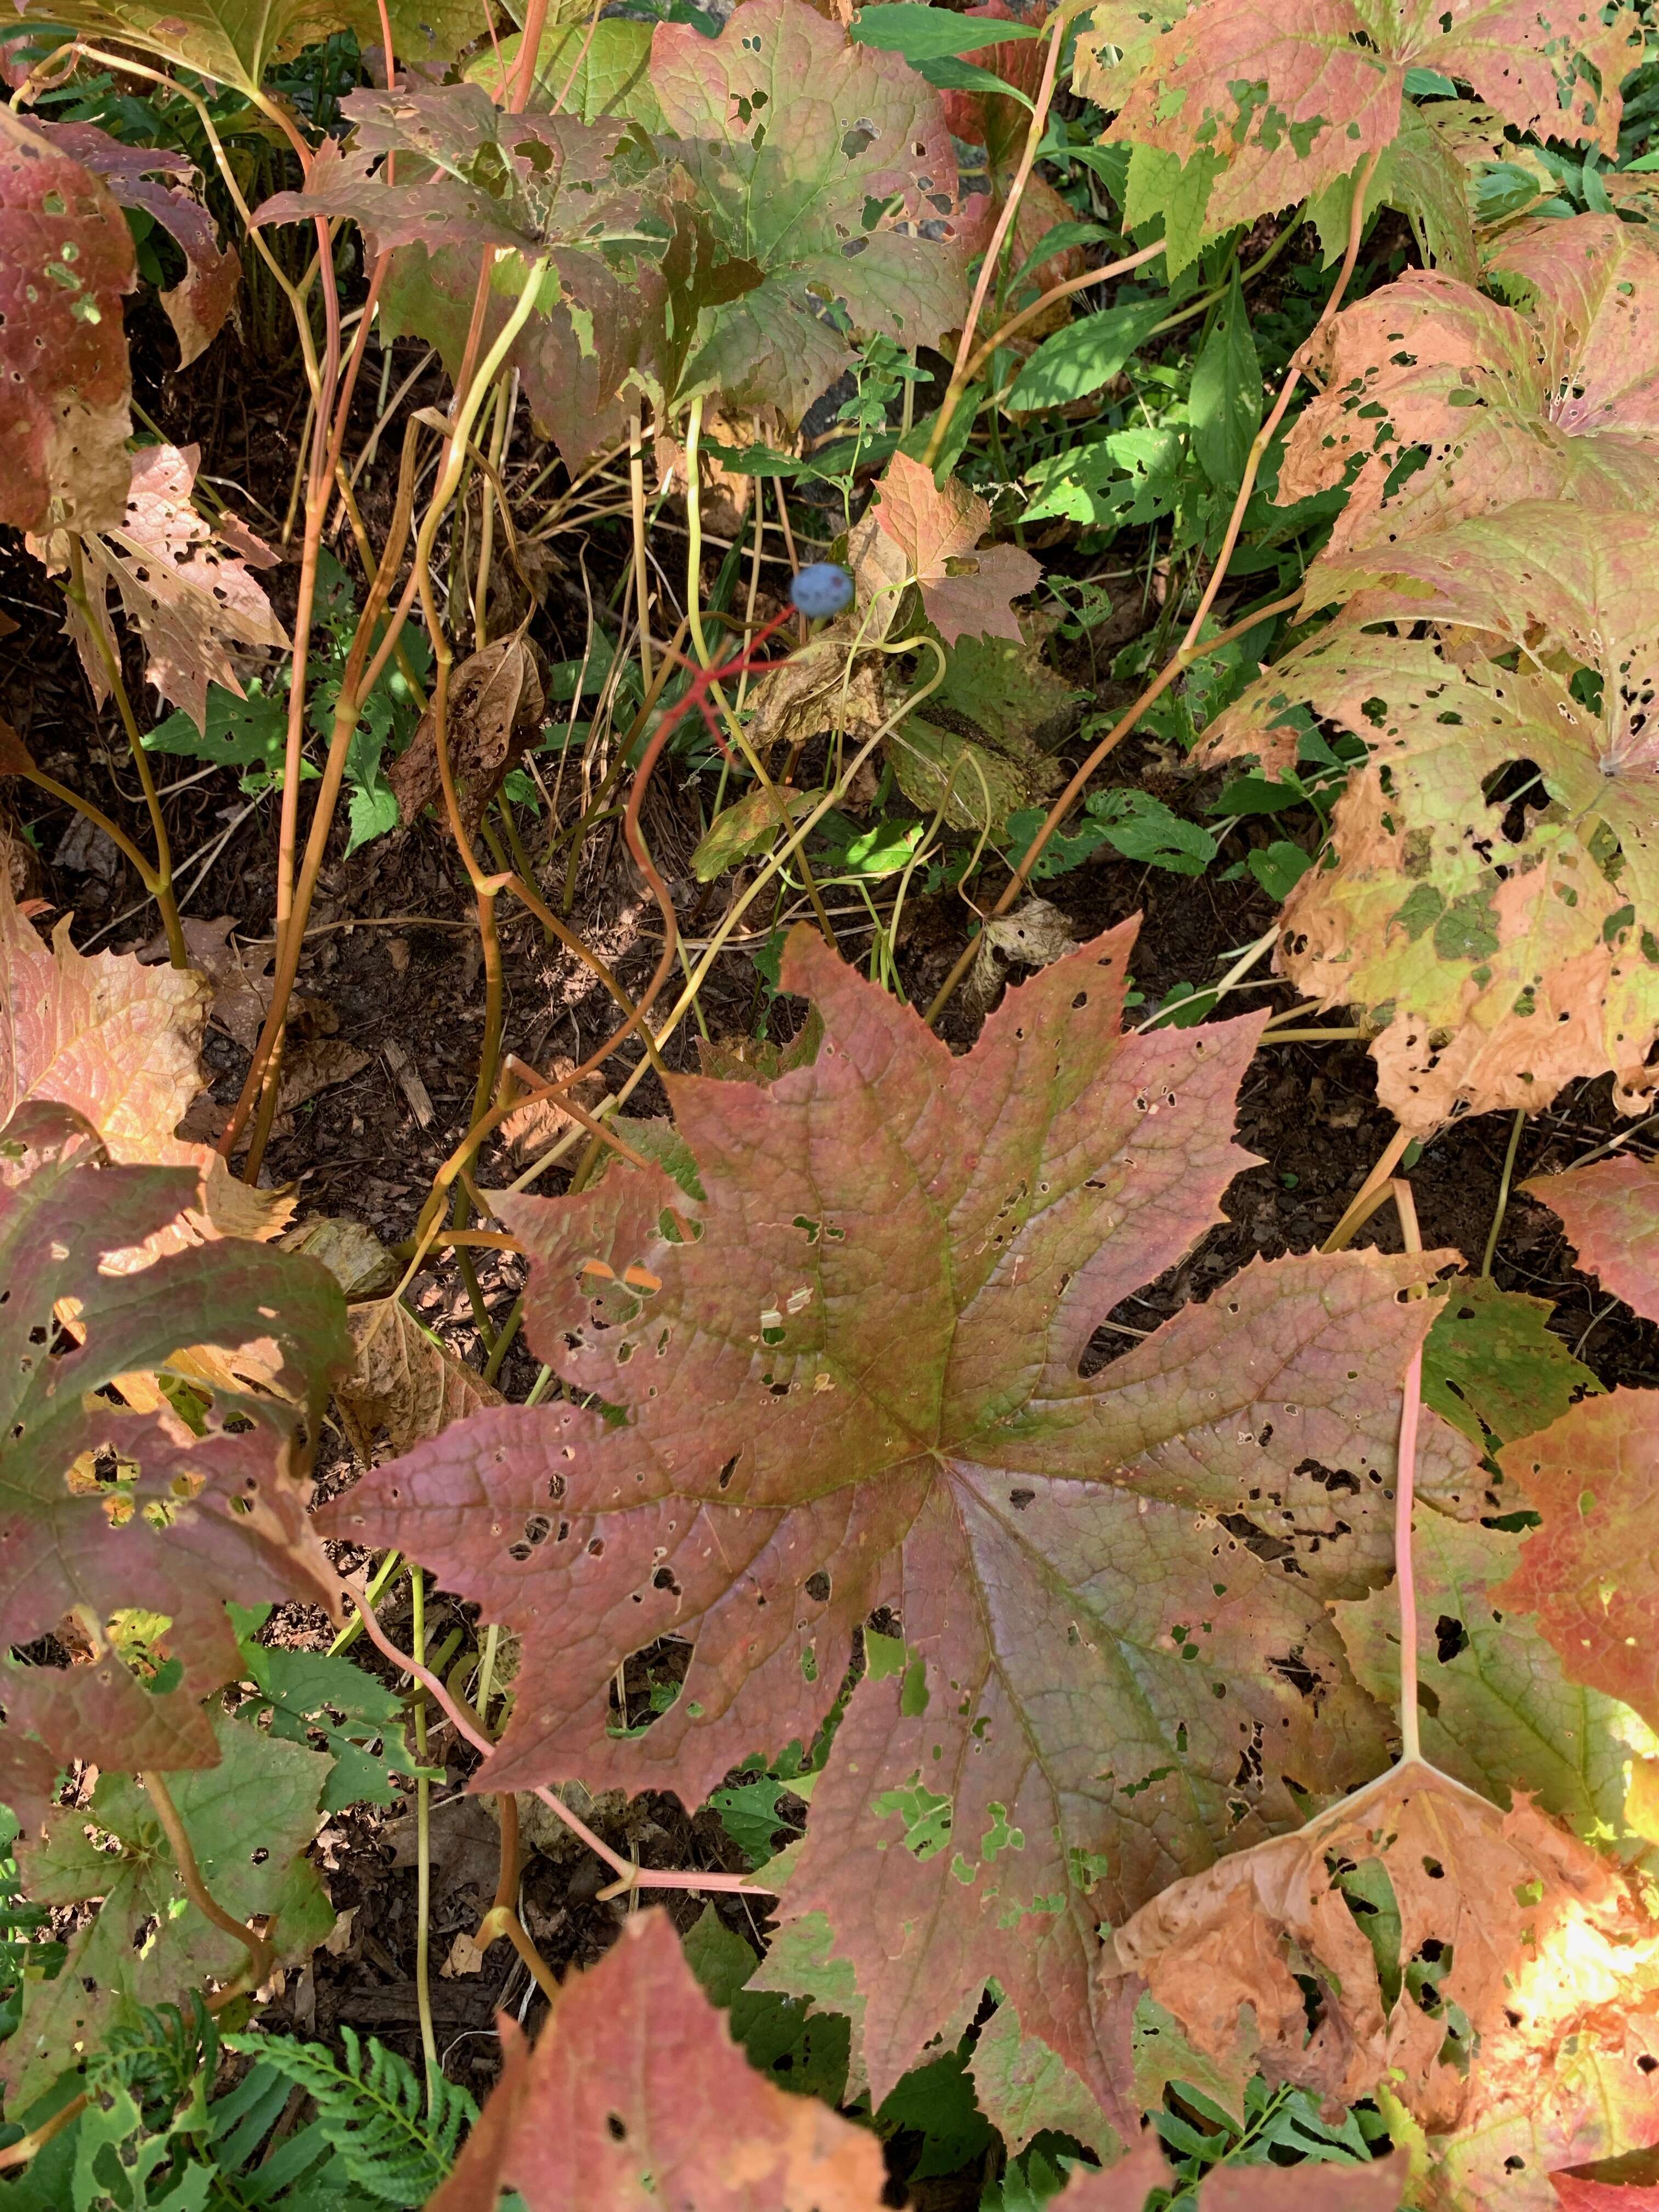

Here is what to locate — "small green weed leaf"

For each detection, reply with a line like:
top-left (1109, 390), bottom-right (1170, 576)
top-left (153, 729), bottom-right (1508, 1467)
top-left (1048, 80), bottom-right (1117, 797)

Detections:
top-left (849, 4), bottom-right (1043, 61)
top-left (1246, 841), bottom-right (1313, 902)
top-left (1087, 789), bottom-right (1217, 877)
top-left (228, 1605), bottom-right (421, 1814)
top-left (4, 1712), bottom-right (330, 2109)
top-left (325, 921), bottom-right (1470, 2109)
top-left (0, 107), bottom-right (134, 534)
top-left (1420, 1277), bottom-right (1599, 1457)
top-left (144, 683), bottom-right (291, 789)
top-left (1008, 298), bottom-right (1169, 411)
top-left (1189, 266), bottom-right (1261, 495)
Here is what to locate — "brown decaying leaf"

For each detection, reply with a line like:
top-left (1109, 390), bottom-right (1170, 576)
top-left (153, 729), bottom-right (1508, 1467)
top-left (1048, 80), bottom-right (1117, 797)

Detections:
top-left (334, 1299), bottom-right (503, 1466)
top-left (30, 442), bottom-right (286, 732)
top-left (1523, 1152), bottom-right (1659, 1328)
top-left (497, 1054), bottom-right (608, 1158)
top-left (277, 1215), bottom-right (398, 1301)
top-left (0, 876), bottom-right (287, 1248)
top-left (1104, 1759), bottom-right (1659, 2203)
top-left (41, 119), bottom-right (240, 369)
top-left (0, 106), bottom-right (134, 536)
top-left (744, 621), bottom-right (888, 755)
top-left (323, 919), bottom-right (1476, 2108)
top-left (0, 1107), bottom-right (347, 1836)
top-left (1280, 216), bottom-right (1659, 556)
top-left (1104, 0), bottom-right (1640, 239)
top-left (389, 633), bottom-right (545, 845)
top-left (428, 1910), bottom-right (887, 2212)
top-left (1203, 506), bottom-right (1659, 1132)
top-left (850, 453), bottom-right (1041, 645)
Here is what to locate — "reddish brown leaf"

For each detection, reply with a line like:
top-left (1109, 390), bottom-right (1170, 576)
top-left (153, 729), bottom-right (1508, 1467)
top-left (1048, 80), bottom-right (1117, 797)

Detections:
top-left (263, 89), bottom-right (675, 470)
top-left (1103, 0), bottom-right (1640, 242)
top-left (1204, 507), bottom-right (1659, 1131)
top-left (1551, 2172), bottom-right (1659, 2210)
top-left (428, 1910), bottom-right (887, 2211)
top-left (324, 919), bottom-right (1472, 2103)
top-left (32, 442), bottom-right (286, 731)
top-left (0, 715), bottom-right (36, 778)
top-left (0, 106), bottom-right (134, 535)
top-left (0, 1105), bottom-right (346, 1833)
top-left (43, 120), bottom-right (240, 368)
top-left (1104, 1761), bottom-right (1659, 2175)
top-left (1495, 1392), bottom-right (1659, 1739)
top-left (1199, 2153), bottom-right (1410, 2208)
top-left (1281, 217), bottom-right (1659, 556)
top-left (850, 453), bottom-right (1041, 644)
top-left (1523, 1154), bottom-right (1659, 1328)
top-left (1053, 2137), bottom-right (1175, 2206)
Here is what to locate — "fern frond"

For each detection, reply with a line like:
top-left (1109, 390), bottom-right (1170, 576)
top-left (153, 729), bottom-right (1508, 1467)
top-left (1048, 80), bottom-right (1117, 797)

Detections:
top-left (223, 2027), bottom-right (476, 2208)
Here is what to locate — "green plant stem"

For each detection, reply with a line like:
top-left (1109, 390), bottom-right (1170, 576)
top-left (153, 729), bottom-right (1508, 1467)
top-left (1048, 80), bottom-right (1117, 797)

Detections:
top-left (63, 538), bottom-right (188, 969)
top-left (18, 768), bottom-right (162, 896)
top-left (409, 1570), bottom-right (439, 2108)
top-left (925, 12), bottom-right (1066, 466)
top-left (142, 1770), bottom-right (275, 1997)
top-left (329, 1548), bottom-right (404, 1658)
top-left (1481, 1108), bottom-right (1527, 1278)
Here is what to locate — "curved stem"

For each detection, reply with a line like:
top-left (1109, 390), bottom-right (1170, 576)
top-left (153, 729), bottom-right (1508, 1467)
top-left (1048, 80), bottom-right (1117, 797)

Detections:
top-left (19, 768), bottom-right (160, 894)
top-left (925, 12), bottom-right (1066, 467)
top-left (1322, 1126), bottom-right (1413, 1254)
top-left (962, 238), bottom-right (1164, 386)
top-left (1481, 1108), bottom-right (1527, 1278)
top-left (142, 1770), bottom-right (275, 1994)
top-left (63, 540), bottom-right (187, 968)
top-left (476, 1904), bottom-right (560, 2003)
top-left (346, 1589), bottom-right (769, 1897)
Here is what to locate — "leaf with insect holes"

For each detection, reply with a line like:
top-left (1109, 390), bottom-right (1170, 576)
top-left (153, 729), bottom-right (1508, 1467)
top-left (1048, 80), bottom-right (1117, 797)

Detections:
top-left (467, 17), bottom-right (663, 131)
top-left (323, 917), bottom-right (1477, 2109)
top-left (1102, 0), bottom-right (1640, 245)
top-left (30, 442), bottom-right (285, 733)
top-left (1104, 1759), bottom-right (1659, 2199)
top-left (0, 874), bottom-right (287, 1249)
top-left (1333, 1512), bottom-right (1647, 1845)
top-left (1420, 1277), bottom-right (1600, 1459)
top-left (9, 0), bottom-right (474, 97)
top-left (1525, 1153), bottom-right (1659, 1328)
top-left (1281, 216), bottom-right (1659, 558)
top-left (329, 92), bottom-right (676, 472)
top-left (1203, 506), bottom-right (1659, 1133)
top-left (0, 106), bottom-right (134, 537)
top-left (647, 0), bottom-right (970, 420)
top-left (4, 1709), bottom-right (331, 2106)
top-left (427, 1910), bottom-right (887, 2212)
top-left (850, 453), bottom-right (1041, 645)
top-left (41, 121), bottom-right (239, 369)
top-left (0, 1107), bottom-right (347, 1836)
top-left (1494, 1391), bottom-right (1659, 1742)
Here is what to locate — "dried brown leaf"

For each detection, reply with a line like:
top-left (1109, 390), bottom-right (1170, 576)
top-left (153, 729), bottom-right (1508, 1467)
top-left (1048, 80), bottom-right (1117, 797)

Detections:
top-left (335, 1299), bottom-right (503, 1466)
top-left (390, 634), bottom-right (545, 845)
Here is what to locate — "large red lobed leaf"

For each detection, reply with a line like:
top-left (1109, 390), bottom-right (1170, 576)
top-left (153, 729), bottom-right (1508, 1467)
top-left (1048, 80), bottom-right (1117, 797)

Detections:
top-left (1524, 1153), bottom-right (1659, 1329)
top-left (428, 1909), bottom-right (887, 2211)
top-left (326, 921), bottom-right (1472, 2102)
top-left (0, 1107), bottom-right (347, 1828)
top-left (0, 106), bottom-right (134, 536)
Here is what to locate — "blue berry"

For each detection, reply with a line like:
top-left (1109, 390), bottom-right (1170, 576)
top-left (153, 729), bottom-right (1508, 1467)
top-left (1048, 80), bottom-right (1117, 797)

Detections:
top-left (789, 562), bottom-right (854, 619)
